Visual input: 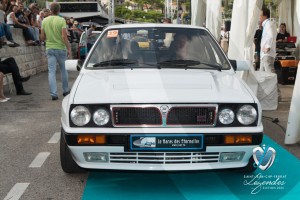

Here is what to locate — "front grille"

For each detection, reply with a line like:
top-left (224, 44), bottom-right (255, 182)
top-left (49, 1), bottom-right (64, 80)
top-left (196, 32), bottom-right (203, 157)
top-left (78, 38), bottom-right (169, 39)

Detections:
top-left (167, 107), bottom-right (216, 126)
top-left (111, 104), bottom-right (218, 127)
top-left (112, 107), bottom-right (162, 126)
top-left (109, 152), bottom-right (220, 164)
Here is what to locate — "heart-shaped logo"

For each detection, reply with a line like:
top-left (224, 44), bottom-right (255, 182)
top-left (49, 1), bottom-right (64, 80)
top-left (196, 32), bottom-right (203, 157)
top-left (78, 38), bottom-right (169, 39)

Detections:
top-left (252, 145), bottom-right (276, 170)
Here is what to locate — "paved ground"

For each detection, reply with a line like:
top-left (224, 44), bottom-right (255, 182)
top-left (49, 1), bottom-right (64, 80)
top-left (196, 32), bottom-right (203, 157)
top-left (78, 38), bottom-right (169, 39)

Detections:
top-left (263, 84), bottom-right (300, 159)
top-left (0, 70), bottom-right (87, 200)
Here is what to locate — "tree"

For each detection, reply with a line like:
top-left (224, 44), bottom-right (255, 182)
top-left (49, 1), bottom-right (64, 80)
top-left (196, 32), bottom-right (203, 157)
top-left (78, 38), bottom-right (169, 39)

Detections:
top-left (185, 1), bottom-right (191, 12)
top-left (115, 5), bottom-right (133, 19)
top-left (223, 0), bottom-right (233, 19)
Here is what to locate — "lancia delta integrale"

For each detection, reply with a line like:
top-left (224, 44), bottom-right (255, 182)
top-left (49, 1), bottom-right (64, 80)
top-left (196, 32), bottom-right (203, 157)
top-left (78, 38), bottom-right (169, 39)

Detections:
top-left (61, 24), bottom-right (263, 173)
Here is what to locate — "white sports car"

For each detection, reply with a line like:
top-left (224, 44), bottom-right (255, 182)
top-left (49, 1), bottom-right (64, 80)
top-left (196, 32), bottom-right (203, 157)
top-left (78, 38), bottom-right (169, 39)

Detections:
top-left (61, 24), bottom-right (263, 173)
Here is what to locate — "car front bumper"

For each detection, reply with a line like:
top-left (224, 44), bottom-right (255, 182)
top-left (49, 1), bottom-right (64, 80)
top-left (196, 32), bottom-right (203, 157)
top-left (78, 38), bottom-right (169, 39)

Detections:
top-left (68, 145), bottom-right (257, 171)
top-left (61, 125), bottom-right (263, 171)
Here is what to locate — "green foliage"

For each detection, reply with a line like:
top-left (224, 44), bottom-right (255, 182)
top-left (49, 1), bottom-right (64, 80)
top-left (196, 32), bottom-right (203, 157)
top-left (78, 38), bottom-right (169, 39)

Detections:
top-left (131, 9), bottom-right (163, 22)
top-left (116, 5), bottom-right (133, 19)
top-left (145, 10), bottom-right (163, 21)
top-left (222, 0), bottom-right (233, 19)
top-left (185, 1), bottom-right (191, 12)
top-left (115, 4), bottom-right (163, 23)
top-left (131, 9), bottom-right (145, 19)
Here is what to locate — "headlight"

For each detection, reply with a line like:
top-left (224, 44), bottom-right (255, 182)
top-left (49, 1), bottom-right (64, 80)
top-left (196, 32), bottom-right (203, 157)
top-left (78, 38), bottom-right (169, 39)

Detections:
top-left (218, 108), bottom-right (235, 125)
top-left (93, 109), bottom-right (110, 126)
top-left (237, 105), bottom-right (257, 125)
top-left (71, 106), bottom-right (91, 126)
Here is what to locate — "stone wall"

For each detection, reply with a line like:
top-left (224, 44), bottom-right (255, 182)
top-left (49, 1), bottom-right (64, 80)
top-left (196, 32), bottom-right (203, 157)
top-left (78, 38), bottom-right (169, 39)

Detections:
top-left (1, 28), bottom-right (48, 86)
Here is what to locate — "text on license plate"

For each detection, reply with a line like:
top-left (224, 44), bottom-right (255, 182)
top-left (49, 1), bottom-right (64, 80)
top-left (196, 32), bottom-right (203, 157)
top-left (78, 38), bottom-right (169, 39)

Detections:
top-left (130, 134), bottom-right (204, 151)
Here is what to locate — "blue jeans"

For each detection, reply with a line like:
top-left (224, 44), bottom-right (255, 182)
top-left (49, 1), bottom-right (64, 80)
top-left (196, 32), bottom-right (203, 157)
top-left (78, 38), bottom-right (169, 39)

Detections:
top-left (46, 49), bottom-right (69, 97)
top-left (3, 23), bottom-right (13, 41)
top-left (0, 24), bottom-right (5, 40)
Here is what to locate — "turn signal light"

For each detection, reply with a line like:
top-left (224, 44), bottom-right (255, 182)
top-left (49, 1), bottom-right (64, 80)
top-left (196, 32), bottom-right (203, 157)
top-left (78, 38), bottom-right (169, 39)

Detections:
top-left (224, 135), bottom-right (235, 144)
top-left (224, 135), bottom-right (252, 144)
top-left (77, 135), bottom-right (106, 144)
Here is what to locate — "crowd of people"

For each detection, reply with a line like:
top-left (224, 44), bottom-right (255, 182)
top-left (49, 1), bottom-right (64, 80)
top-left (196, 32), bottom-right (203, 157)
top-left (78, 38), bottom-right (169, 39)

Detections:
top-left (0, 0), bottom-right (51, 46)
top-left (0, 0), bottom-right (85, 47)
top-left (0, 1), bottom-right (92, 102)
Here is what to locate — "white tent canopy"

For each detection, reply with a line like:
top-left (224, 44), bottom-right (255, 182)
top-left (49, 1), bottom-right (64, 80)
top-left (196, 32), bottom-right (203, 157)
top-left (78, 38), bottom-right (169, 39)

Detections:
top-left (285, 0), bottom-right (300, 144)
top-left (191, 0), bottom-right (206, 27)
top-left (191, 0), bottom-right (300, 144)
top-left (206, 0), bottom-right (222, 40)
top-left (278, 0), bottom-right (293, 34)
top-left (228, 0), bottom-right (263, 61)
top-left (191, 0), bottom-right (222, 40)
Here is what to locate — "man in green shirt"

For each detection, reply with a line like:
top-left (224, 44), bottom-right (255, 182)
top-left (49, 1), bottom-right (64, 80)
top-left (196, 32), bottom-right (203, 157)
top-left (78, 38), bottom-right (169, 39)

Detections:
top-left (41, 2), bottom-right (71, 100)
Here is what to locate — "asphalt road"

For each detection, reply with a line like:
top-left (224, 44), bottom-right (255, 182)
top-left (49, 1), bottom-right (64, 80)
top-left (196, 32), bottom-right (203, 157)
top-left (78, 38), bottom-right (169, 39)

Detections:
top-left (0, 70), bottom-right (299, 199)
top-left (0, 71), bottom-right (87, 200)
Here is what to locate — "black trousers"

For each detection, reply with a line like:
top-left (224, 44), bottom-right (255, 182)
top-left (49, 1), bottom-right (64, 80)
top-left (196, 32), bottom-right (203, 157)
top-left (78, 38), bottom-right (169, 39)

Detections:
top-left (0, 57), bottom-right (23, 92)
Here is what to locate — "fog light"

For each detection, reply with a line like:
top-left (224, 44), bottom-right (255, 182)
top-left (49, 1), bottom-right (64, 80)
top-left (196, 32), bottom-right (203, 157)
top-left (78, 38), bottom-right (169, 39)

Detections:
top-left (220, 152), bottom-right (245, 162)
top-left (83, 152), bottom-right (108, 162)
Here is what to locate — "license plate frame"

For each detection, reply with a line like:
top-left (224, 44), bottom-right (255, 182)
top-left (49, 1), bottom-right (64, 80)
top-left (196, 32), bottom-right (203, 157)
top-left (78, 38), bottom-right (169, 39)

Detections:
top-left (130, 134), bottom-right (204, 151)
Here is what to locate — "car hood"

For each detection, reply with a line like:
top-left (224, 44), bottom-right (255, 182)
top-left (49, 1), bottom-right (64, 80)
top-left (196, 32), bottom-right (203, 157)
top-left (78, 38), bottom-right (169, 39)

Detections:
top-left (73, 69), bottom-right (255, 104)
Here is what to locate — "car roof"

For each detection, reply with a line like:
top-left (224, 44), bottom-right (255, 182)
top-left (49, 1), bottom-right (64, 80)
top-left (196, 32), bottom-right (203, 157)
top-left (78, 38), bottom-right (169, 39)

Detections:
top-left (105, 23), bottom-right (206, 30)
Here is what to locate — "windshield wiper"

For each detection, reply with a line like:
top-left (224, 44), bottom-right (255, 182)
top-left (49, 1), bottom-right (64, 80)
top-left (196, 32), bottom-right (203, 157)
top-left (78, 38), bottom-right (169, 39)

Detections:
top-left (158, 60), bottom-right (222, 71)
top-left (198, 61), bottom-right (222, 71)
top-left (93, 59), bottom-right (138, 67)
top-left (158, 60), bottom-right (200, 69)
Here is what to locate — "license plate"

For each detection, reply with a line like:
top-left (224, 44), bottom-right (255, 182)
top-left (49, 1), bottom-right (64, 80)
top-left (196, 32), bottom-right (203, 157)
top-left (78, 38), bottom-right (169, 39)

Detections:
top-left (130, 134), bottom-right (204, 151)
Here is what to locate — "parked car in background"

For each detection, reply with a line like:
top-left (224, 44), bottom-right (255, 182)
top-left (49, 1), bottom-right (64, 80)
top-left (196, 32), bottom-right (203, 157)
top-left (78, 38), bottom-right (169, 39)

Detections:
top-left (62, 24), bottom-right (263, 173)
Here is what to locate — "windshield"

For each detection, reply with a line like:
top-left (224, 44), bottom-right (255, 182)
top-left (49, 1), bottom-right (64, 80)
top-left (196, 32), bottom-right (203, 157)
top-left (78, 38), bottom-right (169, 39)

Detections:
top-left (86, 27), bottom-right (231, 70)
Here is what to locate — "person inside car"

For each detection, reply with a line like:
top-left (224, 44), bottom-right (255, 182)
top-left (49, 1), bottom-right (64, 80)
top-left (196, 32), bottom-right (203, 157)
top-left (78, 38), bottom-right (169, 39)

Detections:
top-left (162, 33), bottom-right (189, 61)
top-left (128, 41), bottom-right (144, 63)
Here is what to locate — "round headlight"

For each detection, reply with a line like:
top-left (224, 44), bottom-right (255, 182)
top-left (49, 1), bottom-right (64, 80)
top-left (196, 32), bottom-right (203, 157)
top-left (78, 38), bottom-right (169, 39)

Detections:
top-left (218, 108), bottom-right (235, 125)
top-left (70, 106), bottom-right (91, 126)
top-left (93, 109), bottom-right (110, 126)
top-left (237, 105), bottom-right (257, 125)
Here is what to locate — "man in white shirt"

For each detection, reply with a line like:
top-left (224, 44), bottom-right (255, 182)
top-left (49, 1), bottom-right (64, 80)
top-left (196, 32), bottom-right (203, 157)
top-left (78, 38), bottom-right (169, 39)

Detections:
top-left (259, 7), bottom-right (276, 73)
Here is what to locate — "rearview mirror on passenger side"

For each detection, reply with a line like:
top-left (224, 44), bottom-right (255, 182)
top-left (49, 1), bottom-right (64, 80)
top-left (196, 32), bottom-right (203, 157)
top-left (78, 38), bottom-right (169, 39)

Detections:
top-left (65, 60), bottom-right (80, 71)
top-left (229, 59), bottom-right (251, 71)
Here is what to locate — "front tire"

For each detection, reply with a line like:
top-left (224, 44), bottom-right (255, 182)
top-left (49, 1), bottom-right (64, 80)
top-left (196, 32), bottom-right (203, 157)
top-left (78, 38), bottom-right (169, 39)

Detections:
top-left (60, 131), bottom-right (85, 173)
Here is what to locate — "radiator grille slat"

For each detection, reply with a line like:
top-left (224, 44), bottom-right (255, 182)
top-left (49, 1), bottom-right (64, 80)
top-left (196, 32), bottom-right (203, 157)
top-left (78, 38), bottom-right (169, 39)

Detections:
top-left (167, 107), bottom-right (215, 125)
top-left (109, 152), bottom-right (220, 164)
top-left (113, 107), bottom-right (161, 125)
top-left (111, 105), bottom-right (217, 127)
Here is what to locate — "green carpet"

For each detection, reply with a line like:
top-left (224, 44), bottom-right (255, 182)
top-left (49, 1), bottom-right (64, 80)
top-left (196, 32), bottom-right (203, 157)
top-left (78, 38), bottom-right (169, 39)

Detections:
top-left (82, 136), bottom-right (300, 200)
